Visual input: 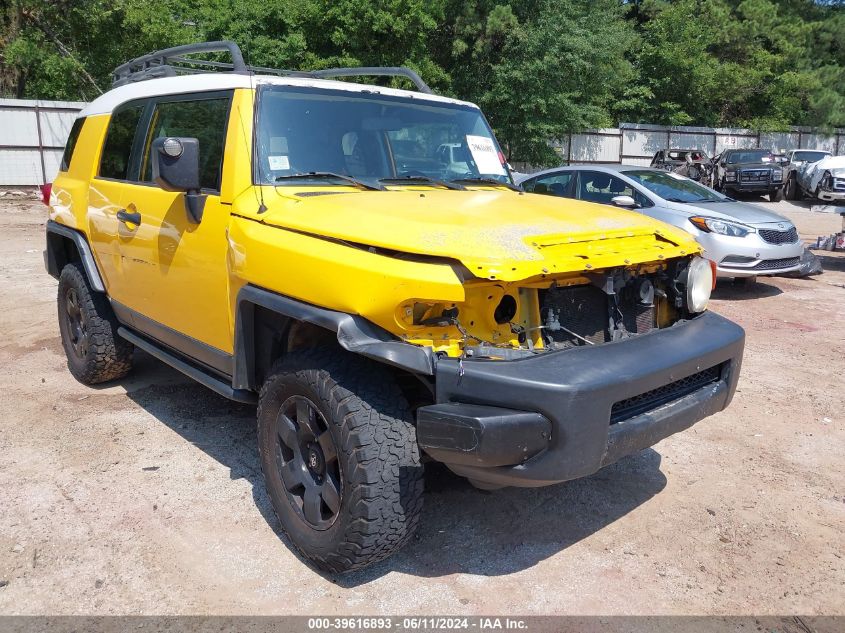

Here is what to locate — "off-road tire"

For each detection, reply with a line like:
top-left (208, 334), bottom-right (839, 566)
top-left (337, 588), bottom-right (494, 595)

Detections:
top-left (768, 188), bottom-right (783, 202)
top-left (257, 349), bottom-right (424, 573)
top-left (57, 262), bottom-right (133, 384)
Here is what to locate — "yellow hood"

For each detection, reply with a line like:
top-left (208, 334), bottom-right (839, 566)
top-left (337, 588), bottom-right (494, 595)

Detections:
top-left (235, 187), bottom-right (700, 281)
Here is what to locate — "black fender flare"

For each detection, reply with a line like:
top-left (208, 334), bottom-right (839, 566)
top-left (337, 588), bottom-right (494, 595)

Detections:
top-left (233, 284), bottom-right (436, 390)
top-left (44, 220), bottom-right (106, 293)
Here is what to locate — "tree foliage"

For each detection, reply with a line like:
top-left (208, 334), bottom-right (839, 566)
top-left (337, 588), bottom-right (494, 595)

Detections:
top-left (1, 0), bottom-right (842, 162)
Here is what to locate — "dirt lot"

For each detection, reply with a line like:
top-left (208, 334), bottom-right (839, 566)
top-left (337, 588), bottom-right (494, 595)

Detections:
top-left (0, 196), bottom-right (843, 616)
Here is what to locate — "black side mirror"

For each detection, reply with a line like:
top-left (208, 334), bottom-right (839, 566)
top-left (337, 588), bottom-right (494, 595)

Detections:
top-left (152, 137), bottom-right (206, 223)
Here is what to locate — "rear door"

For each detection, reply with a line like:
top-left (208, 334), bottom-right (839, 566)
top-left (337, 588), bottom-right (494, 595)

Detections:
top-left (115, 91), bottom-right (235, 366)
top-left (87, 101), bottom-right (148, 302)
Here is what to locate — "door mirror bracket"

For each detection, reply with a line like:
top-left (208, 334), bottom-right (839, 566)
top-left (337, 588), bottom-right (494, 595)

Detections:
top-left (152, 136), bottom-right (207, 223)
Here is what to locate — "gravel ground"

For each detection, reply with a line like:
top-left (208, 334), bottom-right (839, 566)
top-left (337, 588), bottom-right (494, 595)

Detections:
top-left (0, 196), bottom-right (843, 615)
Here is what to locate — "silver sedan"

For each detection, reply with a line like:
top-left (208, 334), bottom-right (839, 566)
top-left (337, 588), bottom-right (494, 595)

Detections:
top-left (515, 165), bottom-right (804, 279)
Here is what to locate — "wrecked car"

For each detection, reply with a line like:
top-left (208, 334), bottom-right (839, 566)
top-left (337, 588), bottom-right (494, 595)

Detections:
top-left (44, 41), bottom-right (745, 573)
top-left (786, 153), bottom-right (845, 203)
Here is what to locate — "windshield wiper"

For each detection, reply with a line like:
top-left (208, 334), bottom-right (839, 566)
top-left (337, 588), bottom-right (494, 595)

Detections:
top-left (449, 177), bottom-right (521, 192)
top-left (379, 176), bottom-right (466, 190)
top-left (273, 172), bottom-right (383, 191)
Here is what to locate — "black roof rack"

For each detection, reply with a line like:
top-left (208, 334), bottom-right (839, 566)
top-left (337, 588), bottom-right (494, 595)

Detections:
top-left (111, 40), bottom-right (433, 94)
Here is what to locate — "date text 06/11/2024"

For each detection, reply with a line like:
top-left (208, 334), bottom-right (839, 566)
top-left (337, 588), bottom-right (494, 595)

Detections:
top-left (306, 617), bottom-right (529, 630)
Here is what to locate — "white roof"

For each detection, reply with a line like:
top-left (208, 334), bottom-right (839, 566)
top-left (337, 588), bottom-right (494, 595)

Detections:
top-left (80, 73), bottom-right (477, 117)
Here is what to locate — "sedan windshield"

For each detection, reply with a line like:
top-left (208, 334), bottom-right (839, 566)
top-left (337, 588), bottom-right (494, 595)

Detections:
top-left (793, 151), bottom-right (829, 163)
top-left (624, 170), bottom-right (725, 203)
top-left (255, 86), bottom-right (511, 187)
top-left (726, 150), bottom-right (772, 164)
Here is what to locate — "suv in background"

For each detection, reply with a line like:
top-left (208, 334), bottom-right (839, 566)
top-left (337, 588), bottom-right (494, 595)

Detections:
top-left (711, 149), bottom-right (784, 201)
top-left (44, 41), bottom-right (744, 573)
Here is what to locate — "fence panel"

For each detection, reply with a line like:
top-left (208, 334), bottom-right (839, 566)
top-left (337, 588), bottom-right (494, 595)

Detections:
top-left (0, 98), bottom-right (843, 183)
top-left (0, 98), bottom-right (84, 186)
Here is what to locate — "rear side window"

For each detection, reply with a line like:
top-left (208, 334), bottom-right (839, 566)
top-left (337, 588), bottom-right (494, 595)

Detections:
top-left (141, 96), bottom-right (231, 191)
top-left (524, 172), bottom-right (574, 197)
top-left (99, 104), bottom-right (144, 180)
top-left (60, 117), bottom-right (86, 172)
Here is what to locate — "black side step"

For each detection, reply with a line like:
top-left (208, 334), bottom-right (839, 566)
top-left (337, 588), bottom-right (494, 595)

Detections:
top-left (118, 327), bottom-right (257, 404)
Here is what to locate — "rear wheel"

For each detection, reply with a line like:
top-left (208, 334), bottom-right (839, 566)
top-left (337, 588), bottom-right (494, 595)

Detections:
top-left (57, 262), bottom-right (133, 384)
top-left (257, 349), bottom-right (424, 573)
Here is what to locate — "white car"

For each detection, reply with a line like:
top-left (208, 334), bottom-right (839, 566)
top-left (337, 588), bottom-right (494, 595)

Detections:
top-left (787, 153), bottom-right (845, 203)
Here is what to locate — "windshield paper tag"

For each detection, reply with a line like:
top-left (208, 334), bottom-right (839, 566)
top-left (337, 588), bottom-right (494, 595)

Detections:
top-left (466, 135), bottom-right (505, 175)
top-left (268, 155), bottom-right (290, 171)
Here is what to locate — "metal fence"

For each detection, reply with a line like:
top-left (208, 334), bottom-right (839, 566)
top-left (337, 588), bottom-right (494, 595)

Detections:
top-left (0, 98), bottom-right (843, 184)
top-left (517, 123), bottom-right (845, 173)
top-left (0, 98), bottom-right (85, 186)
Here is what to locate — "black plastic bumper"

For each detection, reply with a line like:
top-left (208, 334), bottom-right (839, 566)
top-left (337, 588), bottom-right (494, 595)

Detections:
top-left (416, 311), bottom-right (744, 488)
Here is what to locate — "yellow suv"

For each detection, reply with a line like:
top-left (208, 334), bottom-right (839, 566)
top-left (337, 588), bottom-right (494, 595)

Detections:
top-left (44, 41), bottom-right (744, 572)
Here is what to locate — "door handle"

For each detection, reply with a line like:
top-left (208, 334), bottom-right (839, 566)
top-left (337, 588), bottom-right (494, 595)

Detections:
top-left (116, 209), bottom-right (142, 225)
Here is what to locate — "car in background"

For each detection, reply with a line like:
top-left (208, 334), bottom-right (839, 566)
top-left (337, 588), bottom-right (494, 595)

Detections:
top-left (711, 149), bottom-right (784, 201)
top-left (516, 165), bottom-right (804, 280)
top-left (781, 149), bottom-right (839, 201)
top-left (650, 149), bottom-right (710, 171)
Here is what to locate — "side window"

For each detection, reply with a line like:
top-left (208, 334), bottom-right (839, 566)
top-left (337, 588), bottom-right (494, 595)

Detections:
top-left (99, 105), bottom-right (144, 180)
top-left (60, 117), bottom-right (86, 172)
top-left (526, 173), bottom-right (574, 197)
top-left (577, 171), bottom-right (637, 205)
top-left (141, 95), bottom-right (231, 191)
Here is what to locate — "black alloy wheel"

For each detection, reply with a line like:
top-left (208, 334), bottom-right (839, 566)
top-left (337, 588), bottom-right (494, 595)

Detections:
top-left (63, 286), bottom-right (88, 360)
top-left (274, 395), bottom-right (342, 530)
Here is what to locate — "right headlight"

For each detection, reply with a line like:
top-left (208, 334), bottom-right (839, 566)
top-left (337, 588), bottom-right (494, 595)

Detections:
top-left (685, 256), bottom-right (713, 313)
top-left (725, 170), bottom-right (737, 182)
top-left (689, 216), bottom-right (755, 237)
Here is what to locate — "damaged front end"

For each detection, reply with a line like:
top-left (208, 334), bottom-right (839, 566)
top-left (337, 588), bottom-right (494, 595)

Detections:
top-left (397, 255), bottom-right (714, 361)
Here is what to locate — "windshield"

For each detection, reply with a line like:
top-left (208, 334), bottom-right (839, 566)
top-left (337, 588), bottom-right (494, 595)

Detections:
top-left (624, 170), bottom-right (725, 203)
top-left (793, 151), bottom-right (829, 163)
top-left (255, 86), bottom-right (511, 187)
top-left (726, 150), bottom-right (772, 164)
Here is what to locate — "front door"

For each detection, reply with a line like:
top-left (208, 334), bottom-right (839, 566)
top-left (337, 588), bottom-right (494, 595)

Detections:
top-left (115, 92), bottom-right (235, 365)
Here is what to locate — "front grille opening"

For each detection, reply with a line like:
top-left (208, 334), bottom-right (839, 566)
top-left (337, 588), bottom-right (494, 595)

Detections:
top-left (752, 256), bottom-right (800, 271)
top-left (759, 227), bottom-right (799, 245)
top-left (540, 283), bottom-right (657, 349)
top-left (610, 364), bottom-right (723, 424)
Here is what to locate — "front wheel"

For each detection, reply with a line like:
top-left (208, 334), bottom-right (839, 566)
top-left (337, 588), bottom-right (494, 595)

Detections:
top-left (257, 349), bottom-right (424, 573)
top-left (785, 175), bottom-right (802, 201)
top-left (768, 188), bottom-right (783, 202)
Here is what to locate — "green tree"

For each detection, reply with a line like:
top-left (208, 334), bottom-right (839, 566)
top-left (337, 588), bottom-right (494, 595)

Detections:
top-left (439, 0), bottom-right (639, 163)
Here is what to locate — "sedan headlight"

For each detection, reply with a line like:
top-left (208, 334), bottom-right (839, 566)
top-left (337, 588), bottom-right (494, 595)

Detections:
top-left (685, 257), bottom-right (713, 313)
top-left (772, 169), bottom-right (783, 182)
top-left (689, 216), bottom-right (756, 237)
top-left (725, 170), bottom-right (737, 182)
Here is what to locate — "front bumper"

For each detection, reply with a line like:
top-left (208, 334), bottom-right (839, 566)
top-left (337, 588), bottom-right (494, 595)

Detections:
top-left (726, 181), bottom-right (782, 193)
top-left (817, 189), bottom-right (845, 202)
top-left (416, 311), bottom-right (744, 488)
top-left (694, 227), bottom-right (804, 278)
